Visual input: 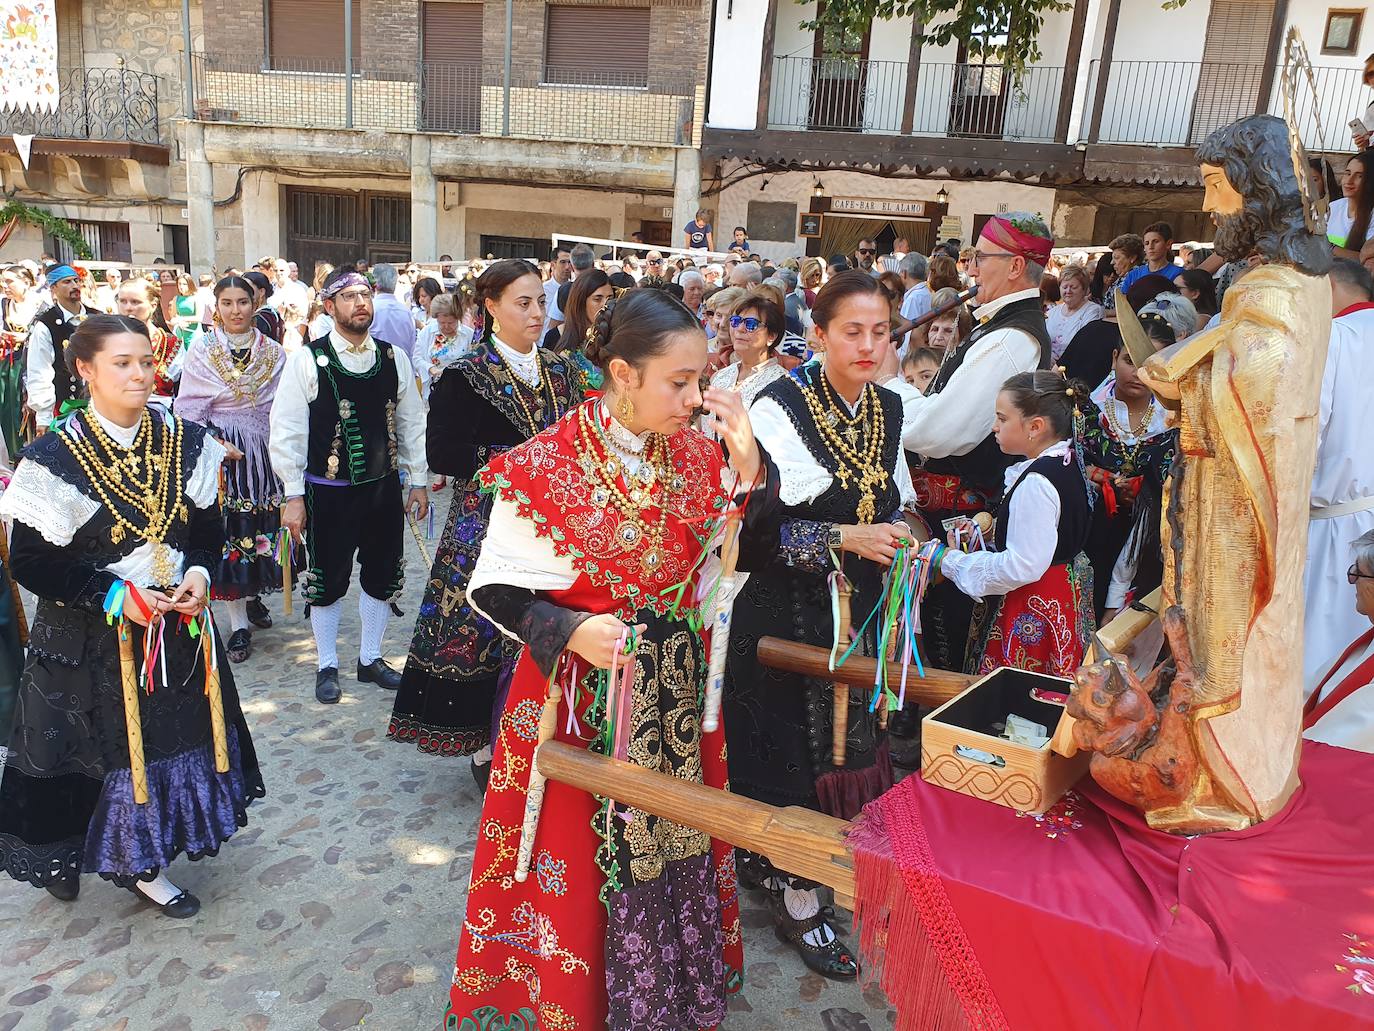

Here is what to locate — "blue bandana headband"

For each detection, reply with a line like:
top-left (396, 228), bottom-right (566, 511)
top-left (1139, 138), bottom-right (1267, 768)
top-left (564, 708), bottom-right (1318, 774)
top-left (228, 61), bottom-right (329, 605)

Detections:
top-left (46, 265), bottom-right (77, 286)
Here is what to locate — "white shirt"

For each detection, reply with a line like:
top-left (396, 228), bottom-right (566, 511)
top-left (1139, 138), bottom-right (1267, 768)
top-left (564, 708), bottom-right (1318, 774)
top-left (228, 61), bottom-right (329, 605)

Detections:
top-left (899, 282), bottom-right (932, 352)
top-left (1045, 299), bottom-right (1104, 361)
top-left (1305, 631), bottom-right (1374, 753)
top-left (267, 329), bottom-right (428, 497)
top-left (0, 404), bottom-right (220, 589)
top-left (543, 277), bottom-right (568, 336)
top-left (940, 438), bottom-right (1071, 601)
top-left (491, 335), bottom-right (541, 388)
top-left (703, 358), bottom-right (786, 435)
top-left (1328, 197), bottom-right (1374, 249)
top-left (887, 287), bottom-right (1043, 460)
top-left (749, 379), bottom-right (917, 510)
top-left (267, 279), bottom-right (311, 315)
top-left (25, 302), bottom-right (89, 429)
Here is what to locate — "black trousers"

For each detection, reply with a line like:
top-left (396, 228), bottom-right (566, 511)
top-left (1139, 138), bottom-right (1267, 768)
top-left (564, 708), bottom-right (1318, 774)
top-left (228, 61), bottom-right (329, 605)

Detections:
top-left (303, 473), bottom-right (405, 607)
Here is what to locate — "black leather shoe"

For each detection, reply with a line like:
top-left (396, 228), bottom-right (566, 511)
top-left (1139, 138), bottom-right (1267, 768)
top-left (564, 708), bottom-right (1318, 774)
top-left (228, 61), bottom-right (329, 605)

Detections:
top-left (128, 882), bottom-right (201, 919)
top-left (357, 658), bottom-right (401, 690)
top-left (470, 757), bottom-right (491, 793)
top-left (45, 874), bottom-right (79, 902)
top-left (315, 666), bottom-right (341, 704)
top-left (770, 894), bottom-right (859, 980)
top-left (245, 597), bottom-right (272, 630)
top-left (226, 629), bottom-right (252, 664)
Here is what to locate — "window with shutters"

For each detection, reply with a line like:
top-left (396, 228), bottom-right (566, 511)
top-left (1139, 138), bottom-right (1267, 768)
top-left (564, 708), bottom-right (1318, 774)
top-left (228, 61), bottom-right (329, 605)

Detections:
top-left (1189, 0), bottom-right (1278, 144)
top-left (267, 0), bottom-right (363, 72)
top-left (543, 5), bottom-right (650, 88)
top-left (421, 1), bottom-right (484, 132)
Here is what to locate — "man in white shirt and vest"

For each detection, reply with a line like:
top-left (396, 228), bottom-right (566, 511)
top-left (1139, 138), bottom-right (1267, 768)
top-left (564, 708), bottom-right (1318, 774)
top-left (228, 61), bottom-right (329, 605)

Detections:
top-left (269, 269), bottom-right (430, 703)
top-left (885, 212), bottom-right (1053, 671)
top-left (25, 265), bottom-right (102, 431)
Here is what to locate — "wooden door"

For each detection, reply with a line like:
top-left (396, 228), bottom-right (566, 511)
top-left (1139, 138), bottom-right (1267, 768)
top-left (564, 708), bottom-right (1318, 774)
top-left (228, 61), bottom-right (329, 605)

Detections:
top-left (809, 16), bottom-right (869, 132)
top-left (421, 1), bottom-right (483, 133)
top-left (950, 18), bottom-right (1009, 137)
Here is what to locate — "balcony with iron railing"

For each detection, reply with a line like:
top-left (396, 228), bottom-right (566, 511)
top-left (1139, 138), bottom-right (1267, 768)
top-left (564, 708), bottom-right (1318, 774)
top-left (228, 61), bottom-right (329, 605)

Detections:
top-left (189, 55), bottom-right (701, 148)
top-left (761, 53), bottom-right (1364, 152)
top-left (0, 67), bottom-right (163, 145)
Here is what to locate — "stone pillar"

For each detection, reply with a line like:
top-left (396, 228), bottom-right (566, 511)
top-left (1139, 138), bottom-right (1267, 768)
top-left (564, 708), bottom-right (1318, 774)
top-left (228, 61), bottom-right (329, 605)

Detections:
top-left (411, 135), bottom-right (438, 263)
top-left (672, 148), bottom-right (702, 246)
top-left (184, 121), bottom-right (216, 272)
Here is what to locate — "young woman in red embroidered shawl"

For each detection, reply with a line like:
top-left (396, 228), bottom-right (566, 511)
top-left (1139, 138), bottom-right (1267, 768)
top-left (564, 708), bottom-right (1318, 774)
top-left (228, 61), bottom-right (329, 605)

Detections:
top-left (443, 289), bottom-right (767, 1030)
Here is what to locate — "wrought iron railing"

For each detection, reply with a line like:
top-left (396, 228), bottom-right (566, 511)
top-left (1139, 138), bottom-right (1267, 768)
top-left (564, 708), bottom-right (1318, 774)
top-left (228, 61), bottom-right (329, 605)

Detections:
top-left (765, 56), bottom-right (1065, 142)
top-left (190, 54), bottom-right (698, 146)
top-left (0, 67), bottom-right (162, 144)
top-left (1085, 60), bottom-right (1362, 152)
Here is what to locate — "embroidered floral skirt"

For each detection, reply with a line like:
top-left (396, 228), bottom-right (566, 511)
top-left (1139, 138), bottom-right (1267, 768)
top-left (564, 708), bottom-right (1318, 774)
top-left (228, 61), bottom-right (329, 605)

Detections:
top-left (968, 553), bottom-right (1096, 677)
top-left (388, 480), bottom-right (512, 757)
top-left (0, 601), bottom-right (265, 887)
top-left (212, 423), bottom-right (292, 601)
top-left (444, 610), bottom-right (743, 1030)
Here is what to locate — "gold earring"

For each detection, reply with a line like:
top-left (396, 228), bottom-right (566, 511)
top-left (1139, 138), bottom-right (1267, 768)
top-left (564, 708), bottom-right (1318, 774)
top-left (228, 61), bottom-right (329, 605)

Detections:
top-left (617, 393), bottom-right (634, 422)
top-left (492, 319), bottom-right (502, 336)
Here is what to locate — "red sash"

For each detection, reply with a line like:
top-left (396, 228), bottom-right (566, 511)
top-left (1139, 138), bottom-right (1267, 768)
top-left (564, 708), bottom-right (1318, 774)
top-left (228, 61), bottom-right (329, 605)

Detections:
top-left (1303, 626), bottom-right (1374, 730)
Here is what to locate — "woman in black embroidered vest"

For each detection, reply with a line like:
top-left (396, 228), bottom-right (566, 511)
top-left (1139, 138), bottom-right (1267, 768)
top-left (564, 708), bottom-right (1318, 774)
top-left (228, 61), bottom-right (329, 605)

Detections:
top-left (0, 316), bottom-right (264, 917)
top-left (938, 370), bottom-right (1095, 676)
top-left (387, 259), bottom-right (581, 785)
top-left (726, 271), bottom-right (916, 980)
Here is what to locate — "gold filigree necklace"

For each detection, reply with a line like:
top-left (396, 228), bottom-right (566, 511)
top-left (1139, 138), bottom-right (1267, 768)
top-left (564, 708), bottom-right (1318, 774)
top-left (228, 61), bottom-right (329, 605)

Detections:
top-left (797, 372), bottom-right (888, 524)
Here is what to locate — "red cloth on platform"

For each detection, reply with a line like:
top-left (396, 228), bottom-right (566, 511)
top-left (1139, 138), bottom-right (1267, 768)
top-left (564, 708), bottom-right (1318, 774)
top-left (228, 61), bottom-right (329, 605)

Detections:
top-left (850, 741), bottom-right (1374, 1031)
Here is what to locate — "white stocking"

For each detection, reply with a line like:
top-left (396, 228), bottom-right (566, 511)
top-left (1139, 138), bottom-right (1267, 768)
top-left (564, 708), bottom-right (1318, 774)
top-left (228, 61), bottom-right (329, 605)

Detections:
top-left (133, 871), bottom-right (183, 905)
top-left (358, 592), bottom-right (390, 665)
top-left (223, 599), bottom-right (249, 634)
top-left (783, 885), bottom-right (835, 947)
top-left (310, 601), bottom-right (342, 670)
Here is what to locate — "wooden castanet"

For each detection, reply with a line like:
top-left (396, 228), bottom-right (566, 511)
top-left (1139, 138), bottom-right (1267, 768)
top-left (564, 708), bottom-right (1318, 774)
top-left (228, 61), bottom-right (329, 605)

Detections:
top-left (535, 740), bottom-right (854, 900)
top-left (757, 637), bottom-right (973, 708)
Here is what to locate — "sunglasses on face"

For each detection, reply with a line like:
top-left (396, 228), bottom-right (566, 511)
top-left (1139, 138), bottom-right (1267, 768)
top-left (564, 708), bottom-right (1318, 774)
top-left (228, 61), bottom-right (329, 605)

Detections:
top-left (729, 315), bottom-right (761, 332)
top-left (648, 259), bottom-right (663, 266)
top-left (857, 248), bottom-right (875, 255)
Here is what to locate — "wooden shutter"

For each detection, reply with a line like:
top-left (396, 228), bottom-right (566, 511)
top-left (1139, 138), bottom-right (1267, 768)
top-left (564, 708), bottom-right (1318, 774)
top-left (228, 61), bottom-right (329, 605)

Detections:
top-left (422, 1), bottom-right (483, 64)
top-left (544, 6), bottom-right (650, 85)
top-left (1190, 0), bottom-right (1277, 142)
top-left (268, 0), bottom-right (363, 70)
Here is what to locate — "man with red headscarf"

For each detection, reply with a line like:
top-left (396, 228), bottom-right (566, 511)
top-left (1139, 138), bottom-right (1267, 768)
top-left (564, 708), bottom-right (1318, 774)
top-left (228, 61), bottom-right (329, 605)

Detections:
top-left (886, 211), bottom-right (1054, 673)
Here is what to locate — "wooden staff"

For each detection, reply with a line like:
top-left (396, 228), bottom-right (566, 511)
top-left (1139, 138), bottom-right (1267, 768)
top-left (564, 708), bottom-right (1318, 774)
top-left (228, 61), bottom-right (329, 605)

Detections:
top-left (536, 740), bottom-right (855, 903)
top-left (202, 619), bottom-right (230, 774)
top-left (702, 513), bottom-right (742, 734)
top-left (281, 531), bottom-right (293, 617)
top-left (406, 511), bottom-right (433, 568)
top-left (833, 575), bottom-right (853, 767)
top-left (515, 676), bottom-right (564, 882)
top-left (118, 622), bottom-right (149, 805)
top-left (757, 637), bottom-right (972, 707)
top-left (0, 522), bottom-right (28, 647)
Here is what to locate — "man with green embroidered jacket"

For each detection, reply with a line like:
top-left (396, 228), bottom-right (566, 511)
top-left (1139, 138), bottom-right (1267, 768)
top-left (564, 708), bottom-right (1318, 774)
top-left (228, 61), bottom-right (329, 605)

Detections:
top-left (269, 268), bottom-right (429, 703)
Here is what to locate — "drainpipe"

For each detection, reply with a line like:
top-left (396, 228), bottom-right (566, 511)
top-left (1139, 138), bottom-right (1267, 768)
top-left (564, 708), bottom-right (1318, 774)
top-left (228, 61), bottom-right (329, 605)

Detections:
top-left (344, 0), bottom-right (354, 129)
top-left (502, 0), bottom-right (512, 136)
top-left (181, 0), bottom-right (194, 119)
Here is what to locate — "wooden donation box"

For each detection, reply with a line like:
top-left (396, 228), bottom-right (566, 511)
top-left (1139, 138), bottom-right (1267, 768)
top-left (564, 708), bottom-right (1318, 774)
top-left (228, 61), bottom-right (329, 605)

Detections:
top-left (922, 668), bottom-right (1088, 814)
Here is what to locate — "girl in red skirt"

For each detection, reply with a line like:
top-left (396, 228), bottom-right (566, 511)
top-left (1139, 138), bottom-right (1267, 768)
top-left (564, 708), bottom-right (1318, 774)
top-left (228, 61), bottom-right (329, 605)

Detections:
top-left (938, 370), bottom-right (1095, 675)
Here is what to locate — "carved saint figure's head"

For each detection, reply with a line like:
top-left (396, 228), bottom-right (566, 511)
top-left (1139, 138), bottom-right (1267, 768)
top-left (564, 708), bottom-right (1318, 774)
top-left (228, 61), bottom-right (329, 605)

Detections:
top-left (1195, 114), bottom-right (1331, 276)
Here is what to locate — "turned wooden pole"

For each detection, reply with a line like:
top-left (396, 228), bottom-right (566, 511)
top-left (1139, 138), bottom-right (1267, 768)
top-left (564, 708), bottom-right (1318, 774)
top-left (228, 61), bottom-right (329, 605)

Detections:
top-left (756, 637), bottom-right (972, 707)
top-left (832, 576), bottom-right (853, 767)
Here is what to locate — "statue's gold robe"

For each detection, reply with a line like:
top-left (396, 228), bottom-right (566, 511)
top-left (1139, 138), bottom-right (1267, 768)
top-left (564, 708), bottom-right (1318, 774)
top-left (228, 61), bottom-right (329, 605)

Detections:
top-left (1141, 264), bottom-right (1330, 831)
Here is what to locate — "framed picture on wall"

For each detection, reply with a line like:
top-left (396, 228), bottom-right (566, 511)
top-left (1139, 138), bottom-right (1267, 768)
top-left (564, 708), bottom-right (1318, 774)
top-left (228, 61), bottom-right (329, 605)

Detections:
top-left (799, 212), bottom-right (823, 238)
top-left (1323, 9), bottom-right (1364, 55)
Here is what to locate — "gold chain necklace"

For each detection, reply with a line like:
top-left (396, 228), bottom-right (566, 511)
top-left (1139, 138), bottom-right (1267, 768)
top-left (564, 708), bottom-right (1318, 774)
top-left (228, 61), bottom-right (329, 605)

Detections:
top-left (205, 328), bottom-right (277, 403)
top-left (1103, 393), bottom-right (1157, 473)
top-left (798, 373), bottom-right (888, 523)
top-left (62, 411), bottom-right (187, 586)
top-left (498, 347), bottom-right (557, 437)
top-left (574, 404), bottom-right (674, 574)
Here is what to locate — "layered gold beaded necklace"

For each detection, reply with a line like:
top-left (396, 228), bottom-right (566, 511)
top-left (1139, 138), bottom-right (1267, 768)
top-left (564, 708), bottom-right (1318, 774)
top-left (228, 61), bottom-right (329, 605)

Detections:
top-left (205, 328), bottom-right (278, 404)
top-left (797, 371), bottom-right (888, 524)
top-left (62, 409), bottom-right (187, 586)
top-left (1102, 391), bottom-right (1159, 474)
top-left (573, 403), bottom-right (683, 575)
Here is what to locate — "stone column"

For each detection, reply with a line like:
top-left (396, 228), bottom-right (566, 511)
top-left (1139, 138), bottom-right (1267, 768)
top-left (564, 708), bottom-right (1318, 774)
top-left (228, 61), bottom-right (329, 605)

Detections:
top-left (411, 135), bottom-right (438, 263)
top-left (672, 148), bottom-right (702, 246)
top-left (184, 121), bottom-right (216, 272)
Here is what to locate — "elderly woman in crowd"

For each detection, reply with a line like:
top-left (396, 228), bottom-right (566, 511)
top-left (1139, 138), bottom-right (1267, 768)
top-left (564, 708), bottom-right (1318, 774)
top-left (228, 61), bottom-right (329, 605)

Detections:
top-left (1304, 528), bottom-right (1374, 752)
top-left (1045, 264), bottom-right (1104, 360)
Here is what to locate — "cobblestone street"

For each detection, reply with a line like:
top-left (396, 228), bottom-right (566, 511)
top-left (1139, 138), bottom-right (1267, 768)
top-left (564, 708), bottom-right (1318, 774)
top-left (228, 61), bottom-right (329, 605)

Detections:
top-left (0, 518), bottom-right (894, 1030)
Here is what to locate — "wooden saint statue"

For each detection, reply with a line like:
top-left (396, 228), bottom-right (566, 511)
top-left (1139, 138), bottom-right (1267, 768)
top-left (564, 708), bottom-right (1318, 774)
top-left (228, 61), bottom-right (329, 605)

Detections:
top-left (1068, 113), bottom-right (1332, 833)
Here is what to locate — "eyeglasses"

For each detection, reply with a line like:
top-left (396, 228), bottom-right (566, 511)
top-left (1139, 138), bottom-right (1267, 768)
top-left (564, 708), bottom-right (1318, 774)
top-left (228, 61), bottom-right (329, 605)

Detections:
top-left (333, 289), bottom-right (373, 303)
top-left (729, 315), bottom-right (761, 332)
top-left (969, 250), bottom-right (1015, 266)
top-left (1349, 564), bottom-right (1374, 584)
top-left (856, 248), bottom-right (875, 255)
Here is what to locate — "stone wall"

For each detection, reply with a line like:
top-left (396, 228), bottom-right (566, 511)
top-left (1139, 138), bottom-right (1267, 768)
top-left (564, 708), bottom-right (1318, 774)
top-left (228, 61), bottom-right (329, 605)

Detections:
top-left (81, 0), bottom-right (188, 132)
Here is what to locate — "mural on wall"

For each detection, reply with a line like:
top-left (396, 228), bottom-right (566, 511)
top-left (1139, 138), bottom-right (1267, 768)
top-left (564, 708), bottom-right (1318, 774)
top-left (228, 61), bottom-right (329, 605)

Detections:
top-left (0, 0), bottom-right (58, 113)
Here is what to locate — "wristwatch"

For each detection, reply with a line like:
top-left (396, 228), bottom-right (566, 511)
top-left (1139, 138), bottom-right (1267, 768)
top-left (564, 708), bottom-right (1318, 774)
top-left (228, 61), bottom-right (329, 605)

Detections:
top-left (827, 524), bottom-right (844, 552)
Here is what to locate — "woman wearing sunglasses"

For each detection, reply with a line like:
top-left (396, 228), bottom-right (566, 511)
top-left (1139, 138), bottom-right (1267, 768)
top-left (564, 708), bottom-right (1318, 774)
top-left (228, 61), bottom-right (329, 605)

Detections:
top-left (702, 289), bottom-right (787, 436)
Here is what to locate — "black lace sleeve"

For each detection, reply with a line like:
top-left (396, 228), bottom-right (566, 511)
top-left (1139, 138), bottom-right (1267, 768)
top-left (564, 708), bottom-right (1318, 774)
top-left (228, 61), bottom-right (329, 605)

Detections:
top-left (184, 497), bottom-right (227, 581)
top-left (426, 368), bottom-right (478, 478)
top-left (8, 522), bottom-right (118, 613)
top-left (469, 584), bottom-right (594, 678)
